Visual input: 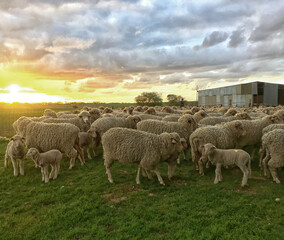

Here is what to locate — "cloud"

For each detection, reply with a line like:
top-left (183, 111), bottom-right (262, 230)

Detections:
top-left (194, 31), bottom-right (229, 50)
top-left (228, 28), bottom-right (246, 48)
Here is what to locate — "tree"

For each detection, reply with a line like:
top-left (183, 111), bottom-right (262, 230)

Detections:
top-left (167, 94), bottom-right (183, 106)
top-left (135, 92), bottom-right (163, 106)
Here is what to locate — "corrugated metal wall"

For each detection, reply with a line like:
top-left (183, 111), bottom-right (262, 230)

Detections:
top-left (264, 83), bottom-right (278, 106)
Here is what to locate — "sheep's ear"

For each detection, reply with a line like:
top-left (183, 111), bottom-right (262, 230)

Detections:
top-left (201, 145), bottom-right (204, 148)
top-left (171, 138), bottom-right (177, 144)
top-left (21, 137), bottom-right (25, 142)
top-left (10, 137), bottom-right (14, 141)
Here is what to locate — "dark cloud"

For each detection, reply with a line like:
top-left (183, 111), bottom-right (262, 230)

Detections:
top-left (0, 0), bottom-right (284, 92)
top-left (194, 31), bottom-right (229, 50)
top-left (228, 28), bottom-right (246, 48)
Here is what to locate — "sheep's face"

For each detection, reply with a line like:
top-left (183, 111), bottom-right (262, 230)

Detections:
top-left (202, 143), bottom-right (216, 156)
top-left (26, 148), bottom-right (38, 159)
top-left (180, 138), bottom-right (188, 151)
top-left (79, 111), bottom-right (91, 124)
top-left (170, 133), bottom-right (183, 153)
top-left (11, 135), bottom-right (25, 150)
top-left (87, 129), bottom-right (97, 138)
top-left (227, 121), bottom-right (246, 138)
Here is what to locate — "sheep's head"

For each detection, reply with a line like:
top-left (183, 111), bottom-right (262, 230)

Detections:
top-left (179, 114), bottom-right (198, 131)
top-left (87, 128), bottom-right (97, 138)
top-left (79, 111), bottom-right (91, 124)
top-left (10, 135), bottom-right (25, 150)
top-left (180, 138), bottom-right (188, 151)
top-left (26, 148), bottom-right (40, 166)
top-left (226, 121), bottom-right (246, 138)
top-left (263, 115), bottom-right (281, 124)
top-left (237, 113), bottom-right (251, 120)
top-left (201, 143), bottom-right (216, 156)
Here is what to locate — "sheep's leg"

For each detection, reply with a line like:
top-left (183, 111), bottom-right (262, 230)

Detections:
top-left (142, 168), bottom-right (153, 179)
top-left (11, 158), bottom-right (18, 177)
top-left (206, 160), bottom-right (210, 169)
top-left (152, 169), bottom-right (165, 185)
top-left (251, 147), bottom-right (256, 161)
top-left (53, 164), bottom-right (58, 180)
top-left (262, 150), bottom-right (270, 177)
top-left (19, 159), bottom-right (24, 176)
top-left (4, 152), bottom-right (8, 168)
top-left (41, 167), bottom-right (45, 182)
top-left (142, 168), bottom-right (147, 177)
top-left (269, 167), bottom-right (280, 184)
top-left (198, 156), bottom-right (205, 176)
top-left (136, 165), bottom-right (141, 184)
top-left (86, 147), bottom-right (92, 160)
top-left (258, 148), bottom-right (265, 168)
top-left (44, 166), bottom-right (49, 183)
top-left (183, 150), bottom-right (187, 161)
top-left (74, 145), bottom-right (84, 165)
top-left (214, 163), bottom-right (222, 184)
top-left (49, 165), bottom-right (55, 179)
top-left (167, 161), bottom-right (176, 180)
top-left (68, 148), bottom-right (77, 170)
top-left (104, 159), bottom-right (114, 183)
top-left (92, 137), bottom-right (99, 157)
top-left (239, 165), bottom-right (248, 187)
top-left (177, 156), bottom-right (181, 165)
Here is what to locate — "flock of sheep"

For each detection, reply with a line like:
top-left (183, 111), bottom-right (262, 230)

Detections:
top-left (4, 104), bottom-right (284, 186)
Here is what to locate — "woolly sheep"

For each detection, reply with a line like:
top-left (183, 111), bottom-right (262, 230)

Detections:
top-left (202, 143), bottom-right (251, 187)
top-left (144, 107), bottom-right (156, 115)
top-left (224, 108), bottom-right (238, 116)
top-left (88, 115), bottom-right (142, 156)
top-left (78, 132), bottom-right (93, 162)
top-left (26, 148), bottom-right (62, 183)
top-left (102, 128), bottom-right (183, 185)
top-left (88, 108), bottom-right (101, 123)
top-left (43, 111), bottom-right (91, 132)
top-left (162, 115), bottom-right (181, 122)
top-left (190, 120), bottom-right (246, 175)
top-left (4, 135), bottom-right (26, 176)
top-left (137, 114), bottom-right (198, 145)
top-left (261, 129), bottom-right (284, 183)
top-left (234, 115), bottom-right (280, 158)
top-left (259, 124), bottom-right (284, 167)
top-left (44, 109), bottom-right (57, 118)
top-left (15, 117), bottom-right (83, 170)
top-left (102, 107), bottom-right (113, 114)
top-left (161, 106), bottom-right (176, 113)
top-left (192, 110), bottom-right (208, 123)
top-left (134, 106), bottom-right (143, 112)
top-left (135, 114), bottom-right (163, 121)
top-left (199, 113), bottom-right (251, 126)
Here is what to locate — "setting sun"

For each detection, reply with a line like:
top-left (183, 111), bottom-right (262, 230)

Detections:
top-left (0, 84), bottom-right (67, 103)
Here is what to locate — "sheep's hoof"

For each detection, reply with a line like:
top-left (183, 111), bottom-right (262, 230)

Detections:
top-left (214, 180), bottom-right (219, 184)
top-left (136, 180), bottom-right (141, 185)
top-left (275, 179), bottom-right (281, 184)
top-left (108, 179), bottom-right (114, 184)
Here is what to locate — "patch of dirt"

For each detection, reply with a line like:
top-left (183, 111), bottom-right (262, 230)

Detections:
top-left (172, 179), bottom-right (188, 186)
top-left (116, 170), bottom-right (129, 174)
top-left (101, 185), bottom-right (140, 203)
top-left (109, 196), bottom-right (127, 203)
top-left (235, 186), bottom-right (257, 194)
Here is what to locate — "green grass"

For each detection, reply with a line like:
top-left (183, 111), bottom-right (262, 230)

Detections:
top-left (0, 103), bottom-right (284, 239)
top-left (1, 138), bottom-right (284, 240)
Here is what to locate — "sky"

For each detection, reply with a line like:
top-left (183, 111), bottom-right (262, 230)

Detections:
top-left (0, 0), bottom-right (284, 103)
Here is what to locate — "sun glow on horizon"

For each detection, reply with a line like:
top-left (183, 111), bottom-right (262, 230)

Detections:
top-left (0, 84), bottom-right (68, 103)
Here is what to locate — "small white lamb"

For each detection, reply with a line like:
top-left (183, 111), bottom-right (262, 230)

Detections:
top-left (202, 143), bottom-right (251, 187)
top-left (26, 148), bottom-right (62, 183)
top-left (4, 135), bottom-right (26, 176)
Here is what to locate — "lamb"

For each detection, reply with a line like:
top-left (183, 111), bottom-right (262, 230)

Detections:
top-left (78, 132), bottom-right (93, 162)
top-left (88, 115), bottom-right (141, 156)
top-left (190, 121), bottom-right (246, 175)
top-left (43, 111), bottom-right (91, 132)
top-left (261, 129), bottom-right (284, 183)
top-left (15, 117), bottom-right (83, 169)
top-left (102, 128), bottom-right (183, 185)
top-left (26, 148), bottom-right (62, 183)
top-left (4, 135), bottom-right (26, 176)
top-left (202, 143), bottom-right (251, 187)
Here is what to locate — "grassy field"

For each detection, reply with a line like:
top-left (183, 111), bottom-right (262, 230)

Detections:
top-left (0, 103), bottom-right (283, 239)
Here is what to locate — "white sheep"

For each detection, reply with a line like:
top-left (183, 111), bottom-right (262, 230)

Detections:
top-left (202, 143), bottom-right (251, 187)
top-left (15, 117), bottom-right (83, 170)
top-left (78, 132), bottom-right (93, 162)
top-left (261, 129), bottom-right (284, 183)
top-left (26, 148), bottom-right (62, 183)
top-left (102, 128), bottom-right (183, 185)
top-left (4, 135), bottom-right (26, 176)
top-left (88, 115), bottom-right (141, 156)
top-left (190, 121), bottom-right (246, 175)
